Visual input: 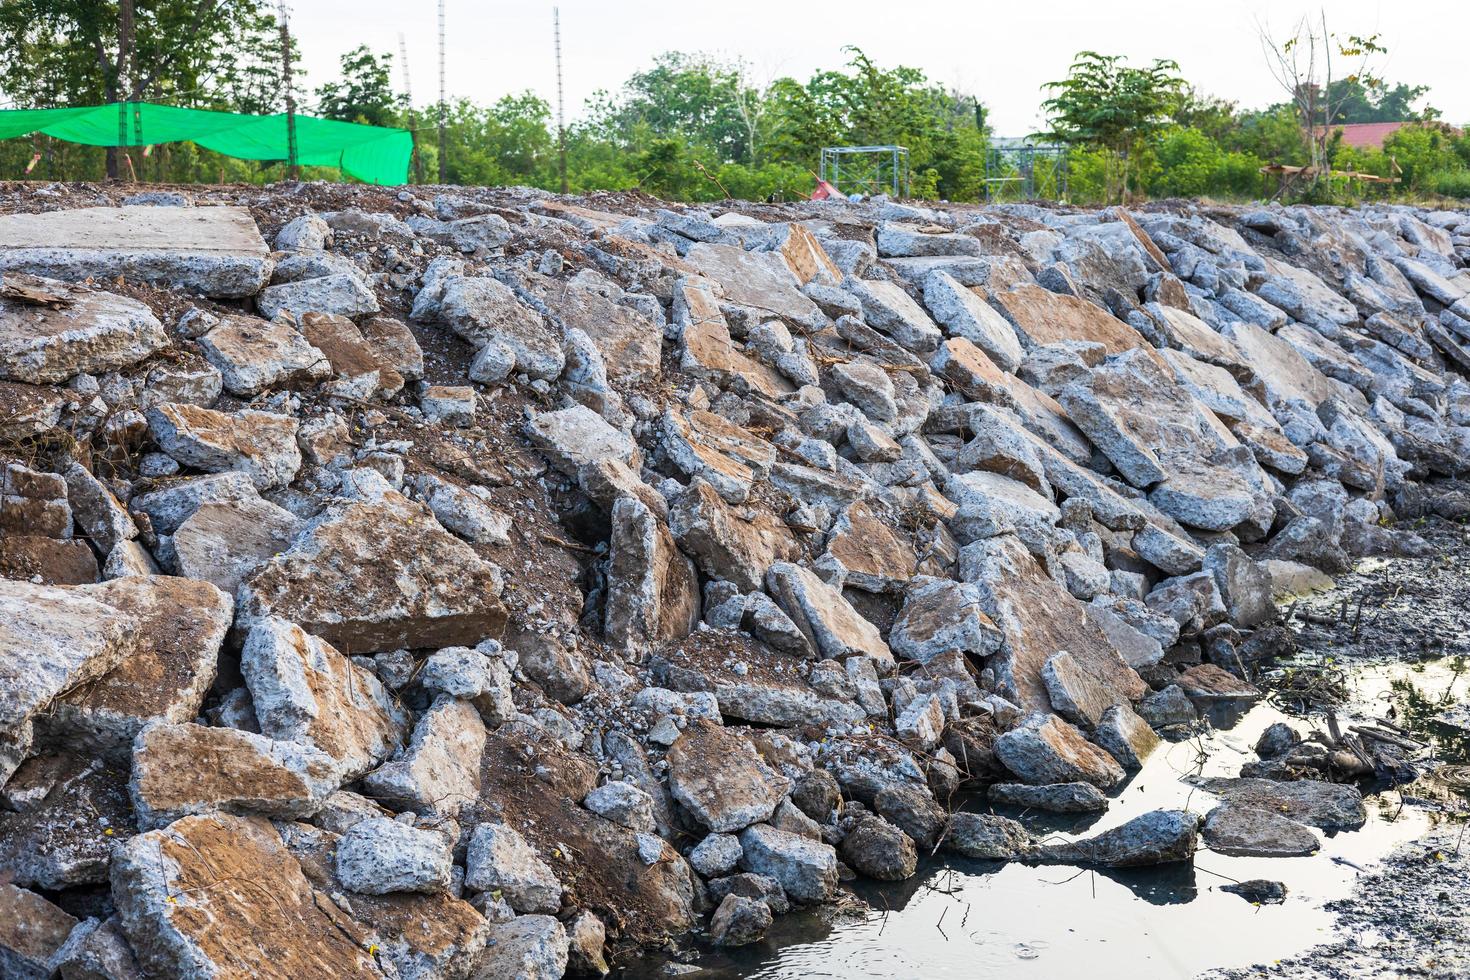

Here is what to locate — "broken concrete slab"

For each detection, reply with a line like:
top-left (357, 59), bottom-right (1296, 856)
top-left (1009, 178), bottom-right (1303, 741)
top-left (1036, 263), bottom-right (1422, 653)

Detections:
top-left (1192, 777), bottom-right (1366, 829)
top-left (238, 487), bottom-right (508, 654)
top-left (0, 205), bottom-right (271, 297)
top-left (0, 881), bottom-right (78, 980)
top-left (844, 278), bottom-right (943, 354)
top-left (242, 617), bottom-right (408, 780)
top-left (676, 278), bottom-right (795, 397)
top-left (0, 275), bottom-right (168, 383)
top-left (684, 242), bottom-right (825, 329)
top-left (1201, 804), bottom-right (1319, 857)
top-left (128, 721), bottom-right (341, 829)
top-left (1221, 320), bottom-right (1338, 410)
top-left (0, 579), bottom-right (139, 739)
top-left (172, 496), bottom-right (303, 595)
top-left (526, 403), bottom-right (639, 477)
top-left (296, 311), bottom-right (399, 398)
top-left (257, 273), bottom-right (379, 320)
top-left (472, 915), bottom-right (568, 980)
top-left (738, 824), bottom-right (838, 904)
top-left (661, 409), bottom-right (774, 504)
top-left (527, 271), bottom-right (663, 382)
top-left (988, 780), bottom-right (1109, 813)
top-left (766, 561), bottom-right (893, 668)
top-left (38, 576), bottom-right (232, 755)
top-left (994, 712), bottom-right (1126, 789)
top-left (464, 822), bottom-right (563, 913)
top-left (959, 534), bottom-right (1146, 715)
top-left (1036, 809), bottom-right (1197, 867)
top-left (668, 721), bottom-right (792, 832)
top-left (61, 462), bottom-right (134, 554)
top-left (923, 270), bottom-right (1024, 370)
top-left (111, 813), bottom-right (386, 978)
top-left (436, 274), bottom-right (565, 381)
top-left (990, 283), bottom-right (1151, 355)
top-left (819, 498), bottom-right (919, 593)
top-left (605, 496), bottom-right (701, 648)
top-left (362, 696), bottom-right (486, 817)
top-left (1092, 702), bottom-right (1159, 770)
top-left (412, 472), bottom-right (511, 546)
top-left (146, 402), bottom-right (301, 490)
top-left (197, 313), bottom-right (330, 396)
top-left (669, 478), bottom-right (801, 592)
top-left (888, 576), bottom-right (1003, 664)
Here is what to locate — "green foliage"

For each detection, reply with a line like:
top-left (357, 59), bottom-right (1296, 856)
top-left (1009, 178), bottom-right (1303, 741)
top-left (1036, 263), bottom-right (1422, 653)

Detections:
top-left (1041, 51), bottom-right (1186, 201)
top-left (1326, 78), bottom-right (1438, 123)
top-left (0, 0), bottom-right (285, 108)
top-left (0, 10), bottom-right (1466, 207)
top-left (1429, 170), bottom-right (1470, 201)
top-left (1148, 127), bottom-right (1264, 199)
top-left (314, 46), bottom-right (403, 128)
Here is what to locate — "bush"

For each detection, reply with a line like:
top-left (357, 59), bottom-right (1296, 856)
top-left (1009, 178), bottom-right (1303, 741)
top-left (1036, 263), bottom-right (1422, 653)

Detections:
top-left (1429, 170), bottom-right (1470, 200)
top-left (1152, 127), bottom-right (1220, 197)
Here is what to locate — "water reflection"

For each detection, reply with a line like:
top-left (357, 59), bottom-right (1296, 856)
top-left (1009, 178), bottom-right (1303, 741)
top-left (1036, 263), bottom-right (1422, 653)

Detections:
top-left (634, 658), bottom-right (1467, 980)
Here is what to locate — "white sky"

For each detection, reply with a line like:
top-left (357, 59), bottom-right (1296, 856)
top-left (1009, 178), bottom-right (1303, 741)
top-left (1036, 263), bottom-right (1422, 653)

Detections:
top-left (289, 0), bottom-right (1470, 136)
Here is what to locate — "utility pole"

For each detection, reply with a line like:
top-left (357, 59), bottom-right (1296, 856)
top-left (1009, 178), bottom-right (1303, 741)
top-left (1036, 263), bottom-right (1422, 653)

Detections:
top-left (554, 7), bottom-right (567, 195)
top-left (279, 2), bottom-right (299, 180)
top-left (437, 0), bottom-right (447, 184)
top-left (398, 34), bottom-right (424, 184)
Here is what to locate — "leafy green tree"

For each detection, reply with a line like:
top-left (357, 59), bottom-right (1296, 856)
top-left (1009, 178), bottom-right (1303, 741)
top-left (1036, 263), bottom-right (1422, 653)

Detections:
top-left (586, 53), bottom-right (760, 164)
top-left (1041, 52), bottom-right (1186, 202)
top-left (1325, 78), bottom-right (1437, 123)
top-left (0, 0), bottom-right (297, 180)
top-left (314, 45), bottom-right (402, 128)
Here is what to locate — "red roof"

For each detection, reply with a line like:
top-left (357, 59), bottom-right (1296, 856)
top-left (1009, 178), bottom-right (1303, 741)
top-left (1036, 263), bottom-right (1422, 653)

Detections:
top-left (1315, 121), bottom-right (1449, 149)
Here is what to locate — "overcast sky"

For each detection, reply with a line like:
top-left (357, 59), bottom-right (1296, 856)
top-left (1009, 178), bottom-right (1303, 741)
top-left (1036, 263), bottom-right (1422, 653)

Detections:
top-left (289, 0), bottom-right (1469, 135)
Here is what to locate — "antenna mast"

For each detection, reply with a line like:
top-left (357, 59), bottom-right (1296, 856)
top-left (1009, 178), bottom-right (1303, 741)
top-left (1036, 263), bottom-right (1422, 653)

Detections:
top-left (554, 7), bottom-right (567, 195)
top-left (437, 0), bottom-right (447, 183)
top-left (278, 1), bottom-right (298, 179)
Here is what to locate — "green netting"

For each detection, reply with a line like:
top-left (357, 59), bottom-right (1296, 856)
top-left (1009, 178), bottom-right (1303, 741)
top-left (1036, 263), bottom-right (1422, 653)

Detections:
top-left (0, 102), bottom-right (411, 185)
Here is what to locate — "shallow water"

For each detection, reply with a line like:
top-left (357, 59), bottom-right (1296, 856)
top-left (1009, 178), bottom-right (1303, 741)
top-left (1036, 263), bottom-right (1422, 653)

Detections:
top-left (665, 657), bottom-right (1469, 980)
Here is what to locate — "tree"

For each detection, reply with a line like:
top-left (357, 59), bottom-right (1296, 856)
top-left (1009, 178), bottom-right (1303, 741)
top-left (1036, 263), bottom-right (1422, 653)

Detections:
top-left (1325, 78), bottom-right (1437, 124)
top-left (1041, 51), bottom-right (1186, 202)
top-left (0, 0), bottom-right (283, 176)
top-left (585, 53), bottom-right (754, 164)
top-left (1257, 12), bottom-right (1388, 177)
top-left (314, 45), bottom-right (402, 128)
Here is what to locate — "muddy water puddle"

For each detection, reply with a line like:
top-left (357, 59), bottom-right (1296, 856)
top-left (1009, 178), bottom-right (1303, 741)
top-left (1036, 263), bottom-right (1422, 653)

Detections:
top-left (665, 656), bottom-right (1469, 980)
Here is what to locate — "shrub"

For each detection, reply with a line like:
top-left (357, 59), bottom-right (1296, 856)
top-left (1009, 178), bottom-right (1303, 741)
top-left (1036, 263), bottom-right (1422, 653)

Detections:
top-left (1429, 170), bottom-right (1470, 200)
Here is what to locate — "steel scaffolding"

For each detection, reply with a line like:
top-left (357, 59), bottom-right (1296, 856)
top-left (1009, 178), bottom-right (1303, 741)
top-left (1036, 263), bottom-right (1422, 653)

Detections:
top-left (819, 145), bottom-right (910, 198)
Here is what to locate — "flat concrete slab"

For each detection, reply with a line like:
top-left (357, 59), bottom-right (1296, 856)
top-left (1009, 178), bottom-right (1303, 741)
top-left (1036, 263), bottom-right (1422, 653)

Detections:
top-left (0, 206), bottom-right (271, 298)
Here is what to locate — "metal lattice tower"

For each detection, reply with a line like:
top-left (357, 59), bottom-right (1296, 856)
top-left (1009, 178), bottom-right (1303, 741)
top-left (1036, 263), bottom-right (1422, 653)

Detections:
top-left (398, 33), bottom-right (424, 184)
top-left (437, 0), bottom-right (447, 183)
top-left (554, 7), bottom-right (567, 195)
top-left (278, 1), bottom-right (298, 179)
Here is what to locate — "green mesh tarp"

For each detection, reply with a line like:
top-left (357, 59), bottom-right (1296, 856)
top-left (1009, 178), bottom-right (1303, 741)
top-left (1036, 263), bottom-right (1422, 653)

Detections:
top-left (0, 102), bottom-right (411, 185)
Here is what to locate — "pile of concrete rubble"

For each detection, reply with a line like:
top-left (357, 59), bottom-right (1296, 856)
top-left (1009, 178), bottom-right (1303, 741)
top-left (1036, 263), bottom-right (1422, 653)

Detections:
top-left (1, 178), bottom-right (1468, 979)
